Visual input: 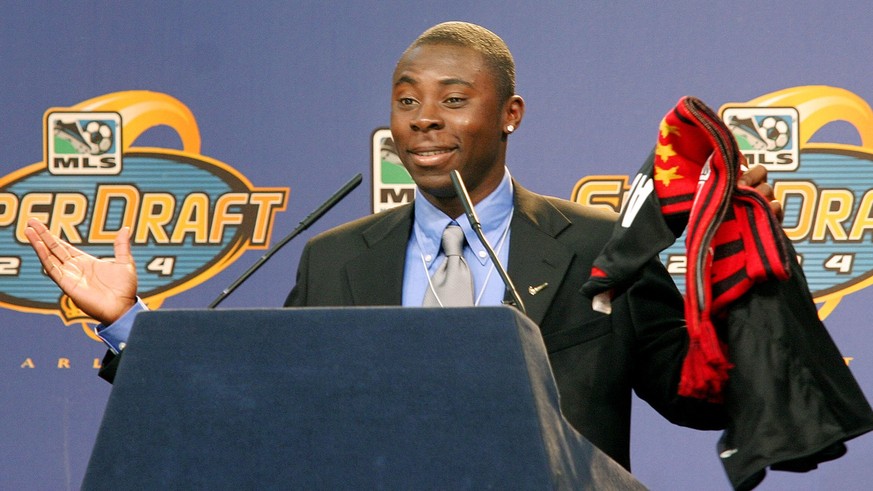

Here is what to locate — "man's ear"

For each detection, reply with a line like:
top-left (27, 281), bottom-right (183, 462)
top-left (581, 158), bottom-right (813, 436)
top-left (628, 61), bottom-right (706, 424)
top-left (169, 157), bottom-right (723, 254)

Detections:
top-left (504, 95), bottom-right (525, 131)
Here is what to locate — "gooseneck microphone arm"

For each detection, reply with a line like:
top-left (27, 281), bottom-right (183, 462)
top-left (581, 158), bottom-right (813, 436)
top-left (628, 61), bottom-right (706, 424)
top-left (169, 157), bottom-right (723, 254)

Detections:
top-left (450, 170), bottom-right (526, 315)
top-left (208, 173), bottom-right (363, 308)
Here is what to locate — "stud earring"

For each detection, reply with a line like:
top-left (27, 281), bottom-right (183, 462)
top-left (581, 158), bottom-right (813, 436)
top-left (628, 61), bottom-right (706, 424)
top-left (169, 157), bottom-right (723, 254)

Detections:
top-left (506, 124), bottom-right (515, 134)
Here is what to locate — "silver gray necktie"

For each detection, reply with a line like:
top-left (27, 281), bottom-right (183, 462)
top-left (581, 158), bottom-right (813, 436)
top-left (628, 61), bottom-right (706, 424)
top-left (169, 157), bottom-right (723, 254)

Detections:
top-left (423, 224), bottom-right (474, 306)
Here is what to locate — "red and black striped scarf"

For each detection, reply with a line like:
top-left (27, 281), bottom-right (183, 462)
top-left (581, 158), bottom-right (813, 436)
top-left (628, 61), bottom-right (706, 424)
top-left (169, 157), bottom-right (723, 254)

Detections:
top-left (583, 96), bottom-right (791, 402)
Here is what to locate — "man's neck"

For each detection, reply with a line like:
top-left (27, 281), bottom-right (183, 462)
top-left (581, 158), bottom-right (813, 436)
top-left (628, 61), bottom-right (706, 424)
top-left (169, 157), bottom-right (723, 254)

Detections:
top-left (419, 180), bottom-right (501, 219)
top-left (415, 167), bottom-right (512, 219)
top-left (424, 195), bottom-right (466, 220)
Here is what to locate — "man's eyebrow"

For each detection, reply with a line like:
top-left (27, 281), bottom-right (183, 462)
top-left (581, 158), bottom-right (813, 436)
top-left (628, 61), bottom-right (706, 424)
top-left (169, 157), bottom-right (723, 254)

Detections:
top-left (394, 75), bottom-right (416, 87)
top-left (440, 77), bottom-right (473, 88)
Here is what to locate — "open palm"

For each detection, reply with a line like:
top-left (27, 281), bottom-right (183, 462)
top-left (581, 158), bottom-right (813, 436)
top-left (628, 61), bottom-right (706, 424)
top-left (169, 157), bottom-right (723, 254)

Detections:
top-left (25, 218), bottom-right (138, 326)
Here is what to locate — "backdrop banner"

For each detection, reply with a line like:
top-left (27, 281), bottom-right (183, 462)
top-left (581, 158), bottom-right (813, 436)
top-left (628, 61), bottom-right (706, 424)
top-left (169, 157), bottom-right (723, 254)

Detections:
top-left (2, 2), bottom-right (871, 489)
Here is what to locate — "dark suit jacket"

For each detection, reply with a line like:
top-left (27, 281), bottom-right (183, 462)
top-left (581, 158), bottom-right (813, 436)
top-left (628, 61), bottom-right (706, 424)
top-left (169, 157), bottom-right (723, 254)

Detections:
top-left (283, 182), bottom-right (725, 468)
top-left (99, 182), bottom-right (724, 468)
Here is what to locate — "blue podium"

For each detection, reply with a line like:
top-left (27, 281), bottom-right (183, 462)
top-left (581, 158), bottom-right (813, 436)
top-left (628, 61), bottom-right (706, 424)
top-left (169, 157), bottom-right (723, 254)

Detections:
top-left (82, 306), bottom-right (644, 489)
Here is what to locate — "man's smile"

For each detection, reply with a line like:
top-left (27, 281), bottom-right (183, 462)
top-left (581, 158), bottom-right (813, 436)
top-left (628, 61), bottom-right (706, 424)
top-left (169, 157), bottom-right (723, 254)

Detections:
top-left (414, 149), bottom-right (453, 157)
top-left (407, 146), bottom-right (457, 166)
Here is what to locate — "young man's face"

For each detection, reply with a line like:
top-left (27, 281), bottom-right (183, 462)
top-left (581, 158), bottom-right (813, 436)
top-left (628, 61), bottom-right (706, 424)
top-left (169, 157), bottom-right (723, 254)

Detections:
top-left (390, 43), bottom-right (520, 212)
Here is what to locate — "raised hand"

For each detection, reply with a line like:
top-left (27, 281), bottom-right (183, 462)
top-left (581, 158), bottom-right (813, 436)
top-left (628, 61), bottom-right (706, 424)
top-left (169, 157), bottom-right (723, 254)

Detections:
top-left (24, 218), bottom-right (138, 326)
top-left (739, 164), bottom-right (784, 223)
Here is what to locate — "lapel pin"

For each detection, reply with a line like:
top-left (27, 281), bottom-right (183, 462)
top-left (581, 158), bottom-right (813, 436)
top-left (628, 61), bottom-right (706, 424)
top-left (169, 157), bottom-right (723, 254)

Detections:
top-left (528, 282), bottom-right (549, 295)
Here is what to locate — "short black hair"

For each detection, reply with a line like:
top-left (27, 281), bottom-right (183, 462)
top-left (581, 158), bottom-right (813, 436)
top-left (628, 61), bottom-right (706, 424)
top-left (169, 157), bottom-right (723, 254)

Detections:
top-left (402, 21), bottom-right (516, 102)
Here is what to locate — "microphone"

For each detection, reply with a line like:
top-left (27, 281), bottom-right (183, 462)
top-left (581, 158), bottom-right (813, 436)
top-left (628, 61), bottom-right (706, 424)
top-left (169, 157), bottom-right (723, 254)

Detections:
top-left (449, 170), bottom-right (526, 315)
top-left (208, 173), bottom-right (363, 308)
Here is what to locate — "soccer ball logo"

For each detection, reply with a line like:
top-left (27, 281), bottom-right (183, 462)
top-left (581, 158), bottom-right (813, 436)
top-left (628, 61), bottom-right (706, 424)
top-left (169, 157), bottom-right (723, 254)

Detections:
top-left (759, 116), bottom-right (790, 151)
top-left (53, 119), bottom-right (116, 155)
top-left (726, 114), bottom-right (793, 152)
top-left (84, 121), bottom-right (114, 154)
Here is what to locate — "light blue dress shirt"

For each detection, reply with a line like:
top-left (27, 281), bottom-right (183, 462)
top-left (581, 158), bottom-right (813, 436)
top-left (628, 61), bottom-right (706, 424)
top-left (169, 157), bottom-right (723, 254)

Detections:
top-left (402, 168), bottom-right (513, 307)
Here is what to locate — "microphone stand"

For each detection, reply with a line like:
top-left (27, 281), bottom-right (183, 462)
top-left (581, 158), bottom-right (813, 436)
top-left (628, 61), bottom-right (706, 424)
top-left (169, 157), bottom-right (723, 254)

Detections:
top-left (450, 170), bottom-right (526, 315)
top-left (208, 173), bottom-right (363, 308)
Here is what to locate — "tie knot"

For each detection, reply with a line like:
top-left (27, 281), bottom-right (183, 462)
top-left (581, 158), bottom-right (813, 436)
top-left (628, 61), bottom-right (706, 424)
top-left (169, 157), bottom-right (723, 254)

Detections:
top-left (441, 224), bottom-right (465, 257)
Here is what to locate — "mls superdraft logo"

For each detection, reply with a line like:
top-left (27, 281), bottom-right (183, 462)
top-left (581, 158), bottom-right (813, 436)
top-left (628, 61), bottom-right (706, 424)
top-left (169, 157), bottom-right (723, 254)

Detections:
top-left (572, 86), bottom-right (873, 319)
top-left (0, 91), bottom-right (288, 339)
top-left (46, 112), bottom-right (123, 175)
top-left (371, 128), bottom-right (415, 213)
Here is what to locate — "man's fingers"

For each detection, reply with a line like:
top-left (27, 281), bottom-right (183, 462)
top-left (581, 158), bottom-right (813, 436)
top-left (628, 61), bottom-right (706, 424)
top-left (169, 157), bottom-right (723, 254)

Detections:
top-left (113, 227), bottom-right (133, 265)
top-left (26, 218), bottom-right (73, 262)
top-left (738, 164), bottom-right (767, 188)
top-left (42, 233), bottom-right (72, 263)
top-left (769, 198), bottom-right (784, 224)
top-left (46, 261), bottom-right (64, 281)
top-left (755, 182), bottom-right (775, 202)
top-left (24, 223), bottom-right (52, 265)
top-left (737, 166), bottom-right (784, 223)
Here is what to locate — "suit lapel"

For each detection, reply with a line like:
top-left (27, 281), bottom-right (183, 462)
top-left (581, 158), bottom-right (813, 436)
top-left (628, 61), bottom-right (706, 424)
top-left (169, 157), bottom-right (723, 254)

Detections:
top-left (508, 184), bottom-right (574, 325)
top-left (344, 205), bottom-right (412, 305)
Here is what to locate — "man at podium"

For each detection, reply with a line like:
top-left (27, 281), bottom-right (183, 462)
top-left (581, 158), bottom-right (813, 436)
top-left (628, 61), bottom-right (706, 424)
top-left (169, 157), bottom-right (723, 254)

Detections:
top-left (26, 21), bottom-right (788, 474)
